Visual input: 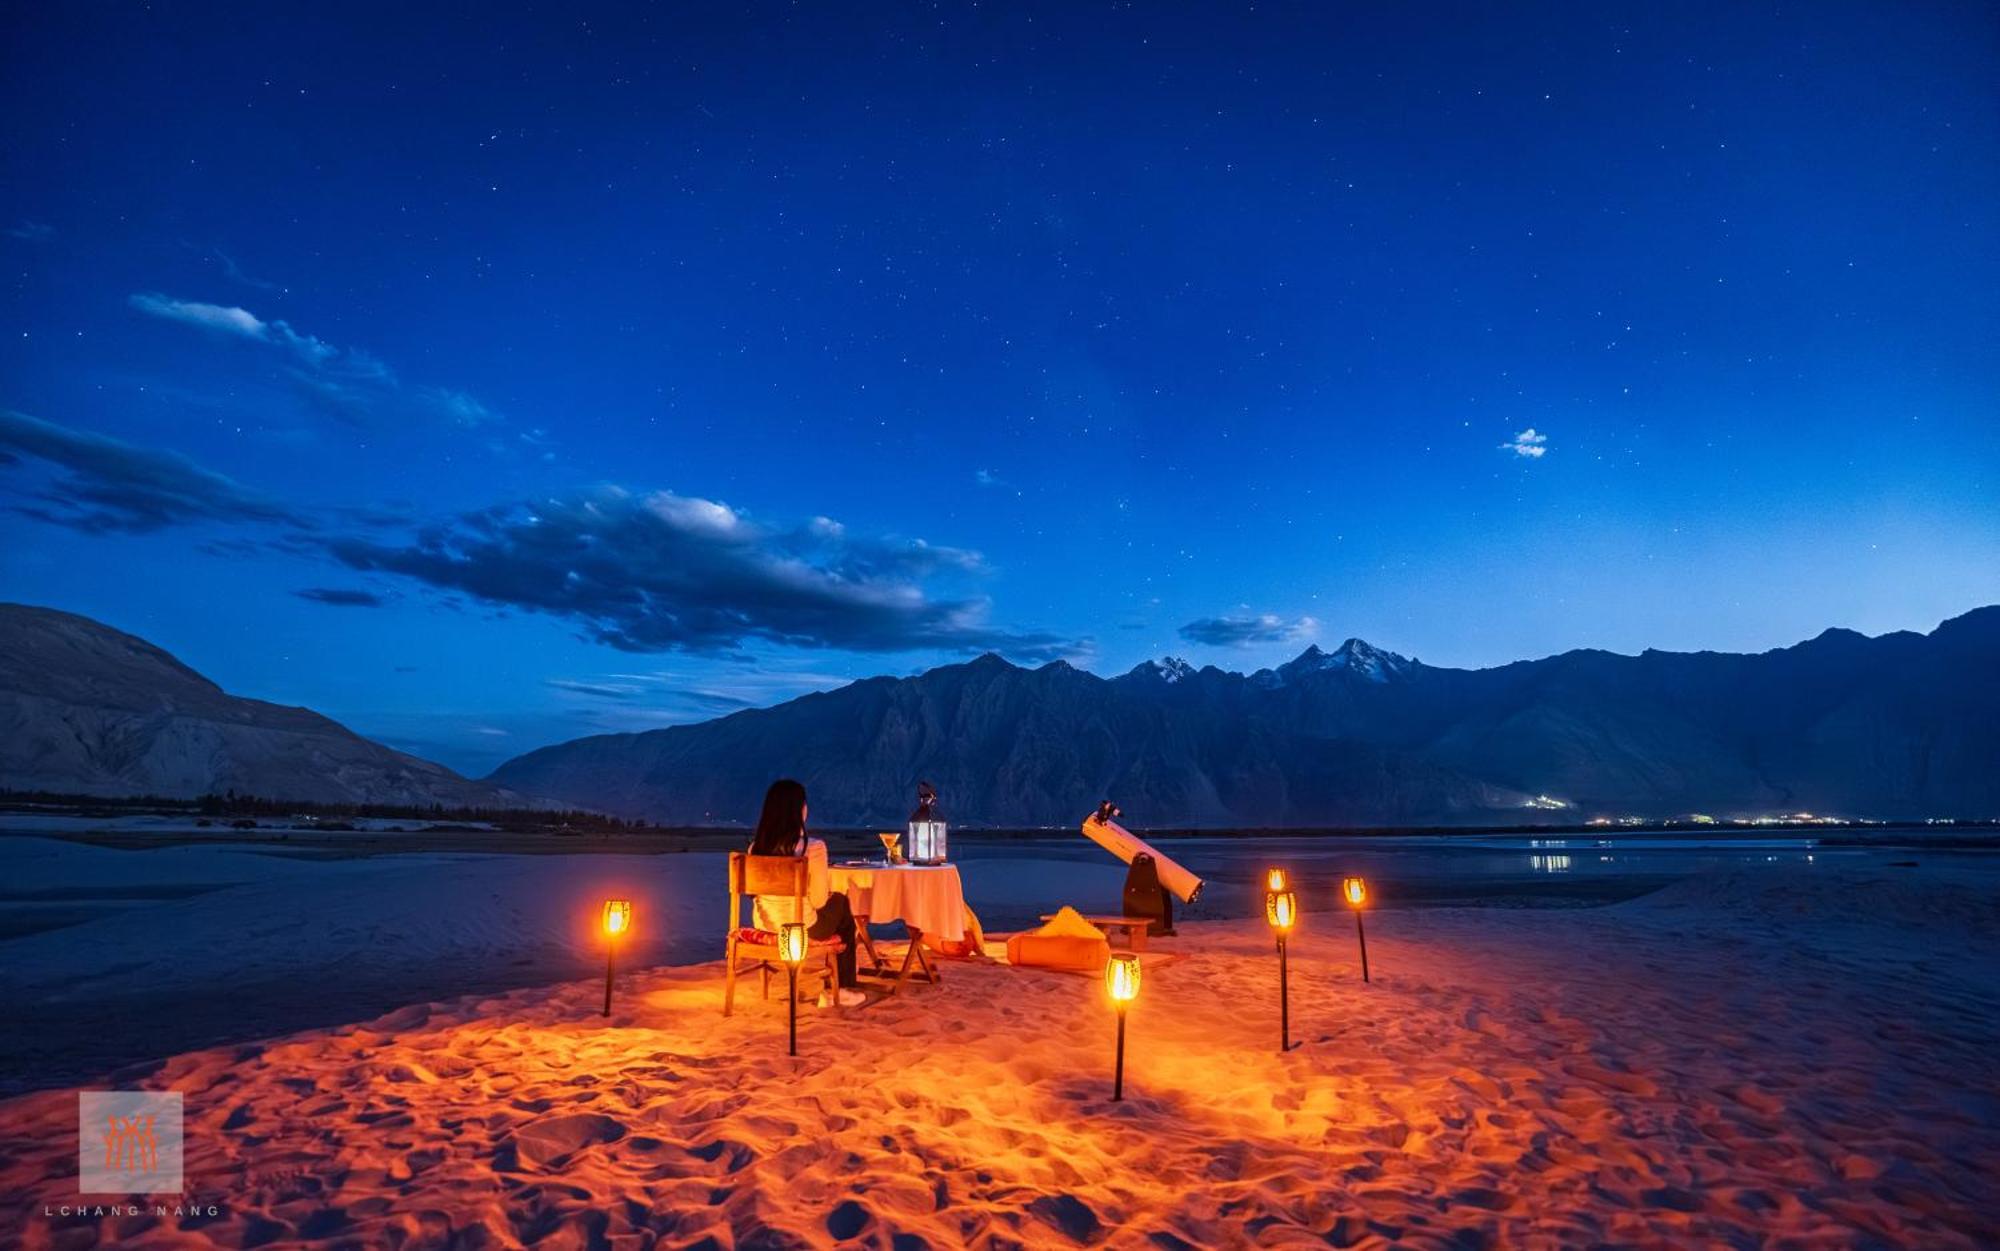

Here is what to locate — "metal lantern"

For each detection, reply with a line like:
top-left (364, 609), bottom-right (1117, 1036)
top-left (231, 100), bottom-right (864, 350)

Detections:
top-left (1105, 952), bottom-right (1141, 1003)
top-left (1265, 889), bottom-right (1297, 932)
top-left (778, 922), bottom-right (808, 1056)
top-left (1105, 951), bottom-right (1140, 1099)
top-left (1265, 866), bottom-right (1290, 893)
top-left (600, 898), bottom-right (633, 1016)
top-left (602, 899), bottom-right (633, 936)
top-left (1341, 876), bottom-right (1372, 984)
top-left (778, 922), bottom-right (809, 967)
top-left (1265, 889), bottom-right (1297, 1052)
top-left (906, 781), bottom-right (948, 865)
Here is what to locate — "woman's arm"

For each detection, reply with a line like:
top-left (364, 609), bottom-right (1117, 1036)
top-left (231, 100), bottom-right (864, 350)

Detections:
top-left (807, 839), bottom-right (831, 909)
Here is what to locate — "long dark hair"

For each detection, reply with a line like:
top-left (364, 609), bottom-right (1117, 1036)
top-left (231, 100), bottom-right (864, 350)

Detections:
top-left (750, 778), bottom-right (808, 855)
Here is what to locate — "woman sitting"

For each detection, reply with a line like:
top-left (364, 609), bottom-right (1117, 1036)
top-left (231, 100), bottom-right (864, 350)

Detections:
top-left (750, 778), bottom-right (865, 1008)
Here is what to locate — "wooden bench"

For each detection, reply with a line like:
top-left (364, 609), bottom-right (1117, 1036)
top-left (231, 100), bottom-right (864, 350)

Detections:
top-left (1040, 914), bottom-right (1157, 952)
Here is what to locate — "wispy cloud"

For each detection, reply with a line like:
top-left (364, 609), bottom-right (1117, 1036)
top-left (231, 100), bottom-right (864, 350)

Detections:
top-left (1502, 428), bottom-right (1549, 458)
top-left (129, 292), bottom-right (503, 433)
top-left (329, 487), bottom-right (1081, 660)
top-left (295, 587), bottom-right (386, 608)
top-left (1179, 612), bottom-right (1319, 648)
top-left (213, 247), bottom-right (281, 292)
top-left (0, 410), bottom-right (310, 535)
top-left (1, 415), bottom-right (1077, 661)
top-left (7, 221), bottom-right (54, 242)
top-left (546, 678), bottom-right (645, 700)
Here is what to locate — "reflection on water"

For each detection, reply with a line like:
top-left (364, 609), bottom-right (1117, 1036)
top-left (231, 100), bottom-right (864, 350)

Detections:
top-left (948, 826), bottom-right (1958, 921)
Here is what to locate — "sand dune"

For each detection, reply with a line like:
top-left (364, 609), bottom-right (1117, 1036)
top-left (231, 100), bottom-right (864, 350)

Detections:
top-left (4, 868), bottom-right (1997, 1248)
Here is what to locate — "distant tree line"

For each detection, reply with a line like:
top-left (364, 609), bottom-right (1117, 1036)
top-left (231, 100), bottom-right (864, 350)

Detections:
top-left (0, 788), bottom-right (652, 832)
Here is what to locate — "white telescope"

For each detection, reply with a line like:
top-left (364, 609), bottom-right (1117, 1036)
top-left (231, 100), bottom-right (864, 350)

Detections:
top-left (1080, 802), bottom-right (1204, 904)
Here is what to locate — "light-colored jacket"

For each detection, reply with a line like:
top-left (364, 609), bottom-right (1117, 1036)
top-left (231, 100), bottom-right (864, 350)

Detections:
top-left (753, 837), bottom-right (831, 930)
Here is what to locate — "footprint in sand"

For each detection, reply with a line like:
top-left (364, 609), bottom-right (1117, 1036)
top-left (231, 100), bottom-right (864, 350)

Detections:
top-left (504, 1112), bottom-right (627, 1170)
top-left (825, 1199), bottom-right (874, 1240)
top-left (1028, 1193), bottom-right (1102, 1243)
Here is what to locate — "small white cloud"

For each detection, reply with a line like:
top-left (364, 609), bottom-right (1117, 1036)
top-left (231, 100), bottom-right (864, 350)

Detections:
top-left (131, 291), bottom-right (503, 437)
top-left (420, 387), bottom-right (500, 427)
top-left (1503, 428), bottom-right (1549, 458)
top-left (7, 221), bottom-right (54, 242)
top-left (974, 468), bottom-right (1002, 487)
top-left (643, 491), bottom-right (744, 537)
top-left (130, 293), bottom-right (268, 340)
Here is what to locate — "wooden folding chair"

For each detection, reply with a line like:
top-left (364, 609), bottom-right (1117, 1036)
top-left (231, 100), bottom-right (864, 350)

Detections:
top-left (723, 851), bottom-right (849, 1016)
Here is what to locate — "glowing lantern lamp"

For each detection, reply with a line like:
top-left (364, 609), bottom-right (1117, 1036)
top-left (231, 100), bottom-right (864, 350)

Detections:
top-left (1341, 876), bottom-right (1371, 983)
top-left (906, 781), bottom-right (948, 865)
top-left (601, 899), bottom-right (633, 1017)
top-left (1105, 952), bottom-right (1141, 1101)
top-left (1265, 866), bottom-right (1290, 892)
top-left (1266, 887), bottom-right (1298, 1053)
top-left (779, 922), bottom-right (808, 1056)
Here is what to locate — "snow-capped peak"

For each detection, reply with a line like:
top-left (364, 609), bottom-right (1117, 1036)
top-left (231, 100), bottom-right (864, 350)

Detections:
top-left (1279, 638), bottom-right (1412, 682)
top-left (1331, 637), bottom-right (1410, 682)
top-left (1128, 656), bottom-right (1196, 684)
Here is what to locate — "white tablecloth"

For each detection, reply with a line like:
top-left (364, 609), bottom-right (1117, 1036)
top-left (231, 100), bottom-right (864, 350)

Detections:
top-left (829, 863), bottom-right (966, 943)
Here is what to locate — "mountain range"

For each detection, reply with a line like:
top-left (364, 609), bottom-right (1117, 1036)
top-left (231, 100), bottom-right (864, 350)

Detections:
top-left (0, 604), bottom-right (542, 809)
top-left (6, 602), bottom-right (1995, 825)
top-left (490, 609), bottom-right (2000, 826)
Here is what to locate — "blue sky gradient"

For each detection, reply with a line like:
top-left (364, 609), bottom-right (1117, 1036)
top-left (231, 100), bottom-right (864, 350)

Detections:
top-left (3, 3), bottom-right (1995, 773)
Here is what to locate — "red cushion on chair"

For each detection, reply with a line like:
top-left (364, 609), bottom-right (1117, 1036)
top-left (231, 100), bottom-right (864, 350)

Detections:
top-left (734, 927), bottom-right (845, 952)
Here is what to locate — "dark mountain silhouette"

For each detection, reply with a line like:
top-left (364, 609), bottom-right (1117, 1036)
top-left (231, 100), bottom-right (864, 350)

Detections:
top-left (0, 603), bottom-right (545, 809)
top-left (489, 608), bottom-right (2000, 825)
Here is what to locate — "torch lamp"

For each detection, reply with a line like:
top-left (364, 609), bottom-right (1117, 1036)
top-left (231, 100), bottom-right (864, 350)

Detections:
top-left (778, 922), bottom-right (808, 1056)
top-left (601, 899), bottom-right (632, 1017)
top-left (1341, 876), bottom-right (1371, 983)
top-left (1265, 866), bottom-right (1290, 892)
top-left (1104, 953), bottom-right (1141, 1101)
top-left (1265, 887), bottom-right (1298, 1052)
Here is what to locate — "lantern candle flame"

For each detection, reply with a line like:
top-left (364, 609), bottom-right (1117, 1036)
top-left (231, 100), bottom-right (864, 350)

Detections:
top-left (602, 899), bottom-right (633, 936)
top-left (778, 922), bottom-right (808, 967)
top-left (1265, 867), bottom-right (1289, 892)
top-left (1105, 952), bottom-right (1141, 1003)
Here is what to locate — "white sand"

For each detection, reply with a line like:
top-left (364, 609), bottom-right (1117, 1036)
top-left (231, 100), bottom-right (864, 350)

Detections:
top-left (4, 863), bottom-right (1996, 1248)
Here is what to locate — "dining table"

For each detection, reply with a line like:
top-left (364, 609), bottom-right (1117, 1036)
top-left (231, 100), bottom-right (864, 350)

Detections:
top-left (829, 860), bottom-right (966, 992)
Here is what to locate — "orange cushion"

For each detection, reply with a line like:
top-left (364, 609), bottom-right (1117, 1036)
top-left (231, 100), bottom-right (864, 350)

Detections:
top-left (1006, 932), bottom-right (1110, 972)
top-left (735, 927), bottom-right (845, 952)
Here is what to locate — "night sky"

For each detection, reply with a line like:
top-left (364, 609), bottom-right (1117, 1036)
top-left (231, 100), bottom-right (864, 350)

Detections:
top-left (3, 4), bottom-right (1995, 775)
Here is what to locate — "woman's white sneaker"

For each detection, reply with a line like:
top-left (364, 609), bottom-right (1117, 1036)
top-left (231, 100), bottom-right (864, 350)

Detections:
top-left (836, 988), bottom-right (866, 1008)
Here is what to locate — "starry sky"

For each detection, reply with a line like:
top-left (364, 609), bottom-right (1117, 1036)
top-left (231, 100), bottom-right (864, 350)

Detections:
top-left (3, 3), bottom-right (1996, 775)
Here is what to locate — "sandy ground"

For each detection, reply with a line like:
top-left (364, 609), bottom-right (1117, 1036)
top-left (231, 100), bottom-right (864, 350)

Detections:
top-left (2, 866), bottom-right (1996, 1249)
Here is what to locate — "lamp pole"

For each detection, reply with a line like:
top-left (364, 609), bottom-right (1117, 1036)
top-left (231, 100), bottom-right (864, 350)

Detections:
top-left (1278, 934), bottom-right (1291, 1052)
top-left (1355, 909), bottom-right (1370, 984)
top-left (1112, 1006), bottom-right (1127, 1101)
top-left (602, 939), bottom-right (616, 1016)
